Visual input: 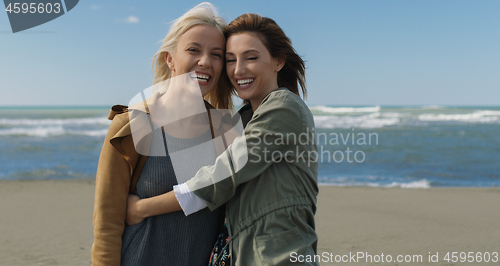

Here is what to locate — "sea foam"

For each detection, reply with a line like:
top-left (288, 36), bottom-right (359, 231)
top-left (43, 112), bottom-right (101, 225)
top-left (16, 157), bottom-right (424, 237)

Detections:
top-left (314, 112), bottom-right (400, 129)
top-left (0, 117), bottom-right (110, 126)
top-left (418, 110), bottom-right (500, 123)
top-left (319, 179), bottom-right (431, 188)
top-left (0, 127), bottom-right (108, 137)
top-left (310, 105), bottom-right (380, 114)
top-left (312, 106), bottom-right (500, 129)
top-left (0, 117), bottom-right (110, 137)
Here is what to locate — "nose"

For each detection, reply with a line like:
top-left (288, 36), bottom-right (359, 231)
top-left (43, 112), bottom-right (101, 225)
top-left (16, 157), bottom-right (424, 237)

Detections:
top-left (234, 60), bottom-right (245, 76)
top-left (198, 53), bottom-right (211, 68)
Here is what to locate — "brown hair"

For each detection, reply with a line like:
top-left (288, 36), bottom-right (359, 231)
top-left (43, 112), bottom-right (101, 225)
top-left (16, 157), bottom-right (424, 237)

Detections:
top-left (224, 13), bottom-right (306, 99)
top-left (204, 65), bottom-right (233, 110)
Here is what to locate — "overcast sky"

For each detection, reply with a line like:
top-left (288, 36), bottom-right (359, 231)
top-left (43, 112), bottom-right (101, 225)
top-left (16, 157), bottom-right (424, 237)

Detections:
top-left (1, 0), bottom-right (499, 106)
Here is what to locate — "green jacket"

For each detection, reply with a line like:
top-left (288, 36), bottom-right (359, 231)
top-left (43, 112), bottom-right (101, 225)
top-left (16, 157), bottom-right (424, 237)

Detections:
top-left (187, 88), bottom-right (319, 265)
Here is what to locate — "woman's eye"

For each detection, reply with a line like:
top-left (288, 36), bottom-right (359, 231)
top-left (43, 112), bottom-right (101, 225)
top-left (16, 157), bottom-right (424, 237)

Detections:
top-left (212, 53), bottom-right (222, 58)
top-left (187, 48), bottom-right (198, 53)
top-left (226, 59), bottom-right (236, 63)
top-left (247, 57), bottom-right (258, 60)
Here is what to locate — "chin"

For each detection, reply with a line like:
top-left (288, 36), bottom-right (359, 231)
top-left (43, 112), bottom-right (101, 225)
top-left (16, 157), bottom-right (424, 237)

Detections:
top-left (236, 91), bottom-right (250, 100)
top-left (201, 86), bottom-right (214, 97)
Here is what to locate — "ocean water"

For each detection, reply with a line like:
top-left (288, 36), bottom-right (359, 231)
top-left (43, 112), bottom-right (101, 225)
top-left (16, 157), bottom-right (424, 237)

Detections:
top-left (0, 107), bottom-right (109, 180)
top-left (1, 105), bottom-right (499, 188)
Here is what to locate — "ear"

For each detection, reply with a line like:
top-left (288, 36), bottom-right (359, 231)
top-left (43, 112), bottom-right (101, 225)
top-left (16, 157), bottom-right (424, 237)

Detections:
top-left (165, 52), bottom-right (174, 71)
top-left (275, 56), bottom-right (286, 72)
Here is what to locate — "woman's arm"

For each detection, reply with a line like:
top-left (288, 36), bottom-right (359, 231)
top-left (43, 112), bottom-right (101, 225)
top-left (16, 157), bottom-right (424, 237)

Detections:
top-left (126, 93), bottom-right (305, 220)
top-left (126, 192), bottom-right (181, 225)
top-left (126, 181), bottom-right (209, 225)
top-left (185, 94), bottom-right (304, 210)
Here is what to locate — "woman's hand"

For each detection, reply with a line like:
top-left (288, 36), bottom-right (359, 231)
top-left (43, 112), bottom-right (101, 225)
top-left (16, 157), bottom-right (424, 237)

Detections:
top-left (126, 191), bottom-right (183, 225)
top-left (126, 194), bottom-right (145, 225)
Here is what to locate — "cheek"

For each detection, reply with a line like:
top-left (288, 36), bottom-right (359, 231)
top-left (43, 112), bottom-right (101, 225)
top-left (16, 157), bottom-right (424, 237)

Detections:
top-left (226, 64), bottom-right (234, 77)
top-left (214, 60), bottom-right (223, 75)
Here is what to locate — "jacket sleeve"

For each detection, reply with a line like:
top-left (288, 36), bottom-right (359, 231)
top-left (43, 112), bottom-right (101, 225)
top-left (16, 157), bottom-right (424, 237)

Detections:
top-left (186, 93), bottom-right (307, 211)
top-left (91, 115), bottom-right (131, 266)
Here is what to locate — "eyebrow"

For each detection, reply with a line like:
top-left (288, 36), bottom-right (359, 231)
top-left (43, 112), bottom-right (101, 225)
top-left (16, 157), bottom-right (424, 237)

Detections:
top-left (186, 42), bottom-right (224, 51)
top-left (187, 42), bottom-right (201, 47)
top-left (226, 49), bottom-right (260, 56)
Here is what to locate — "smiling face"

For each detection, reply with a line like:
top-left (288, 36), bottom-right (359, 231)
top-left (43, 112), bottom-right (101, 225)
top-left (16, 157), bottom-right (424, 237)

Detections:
top-left (165, 24), bottom-right (225, 96)
top-left (225, 32), bottom-right (284, 110)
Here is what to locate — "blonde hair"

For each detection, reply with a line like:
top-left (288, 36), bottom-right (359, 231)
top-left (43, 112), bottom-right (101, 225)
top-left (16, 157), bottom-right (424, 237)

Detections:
top-left (152, 2), bottom-right (233, 109)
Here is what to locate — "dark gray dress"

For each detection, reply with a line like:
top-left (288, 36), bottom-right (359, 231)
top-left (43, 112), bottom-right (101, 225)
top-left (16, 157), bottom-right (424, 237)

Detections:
top-left (121, 128), bottom-right (221, 266)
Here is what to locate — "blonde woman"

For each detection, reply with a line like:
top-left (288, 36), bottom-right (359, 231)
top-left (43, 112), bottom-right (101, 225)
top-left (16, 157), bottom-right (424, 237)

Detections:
top-left (91, 3), bottom-right (234, 265)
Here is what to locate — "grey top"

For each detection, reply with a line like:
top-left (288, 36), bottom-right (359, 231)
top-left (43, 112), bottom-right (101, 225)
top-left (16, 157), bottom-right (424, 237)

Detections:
top-left (121, 127), bottom-right (221, 266)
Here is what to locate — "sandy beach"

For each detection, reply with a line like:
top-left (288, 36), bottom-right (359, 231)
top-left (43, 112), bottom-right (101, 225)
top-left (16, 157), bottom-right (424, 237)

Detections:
top-left (1, 180), bottom-right (499, 265)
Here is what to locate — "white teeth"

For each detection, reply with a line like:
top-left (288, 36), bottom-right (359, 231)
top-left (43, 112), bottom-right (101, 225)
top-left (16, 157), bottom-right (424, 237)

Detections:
top-left (192, 73), bottom-right (210, 81)
top-left (237, 79), bottom-right (254, 85)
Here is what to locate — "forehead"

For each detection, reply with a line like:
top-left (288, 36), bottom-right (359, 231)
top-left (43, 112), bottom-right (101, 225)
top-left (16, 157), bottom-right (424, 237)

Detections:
top-left (226, 32), bottom-right (268, 53)
top-left (178, 25), bottom-right (224, 47)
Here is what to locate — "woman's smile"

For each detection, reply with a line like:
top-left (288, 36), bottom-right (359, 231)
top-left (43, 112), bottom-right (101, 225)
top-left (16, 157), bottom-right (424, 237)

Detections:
top-left (190, 71), bottom-right (212, 86)
top-left (235, 78), bottom-right (255, 89)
